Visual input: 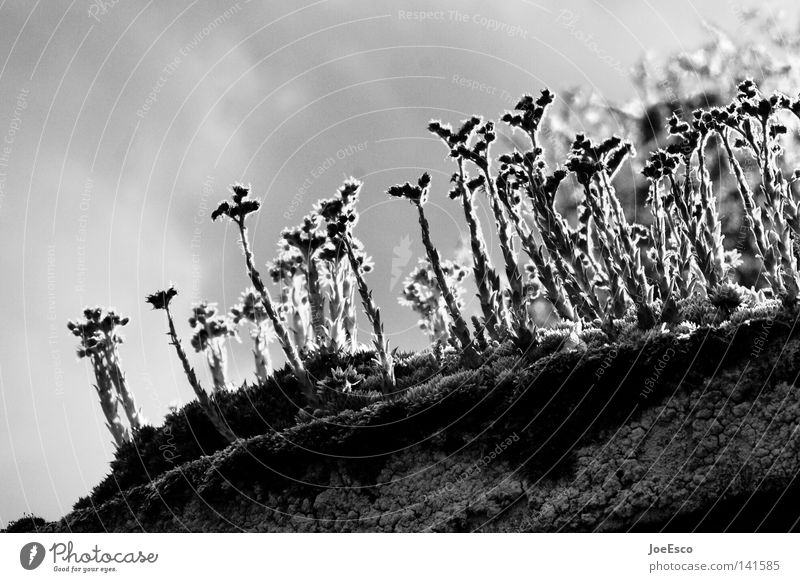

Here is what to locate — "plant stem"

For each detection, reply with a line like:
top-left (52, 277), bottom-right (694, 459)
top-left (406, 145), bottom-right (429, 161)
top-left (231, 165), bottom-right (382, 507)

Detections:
top-left (206, 342), bottom-right (229, 392)
top-left (324, 260), bottom-right (347, 353)
top-left (646, 181), bottom-right (674, 302)
top-left (105, 349), bottom-right (145, 430)
top-left (343, 236), bottom-right (395, 392)
top-left (306, 256), bottom-right (326, 349)
top-left (343, 271), bottom-right (358, 352)
top-left (253, 324), bottom-right (273, 384)
top-left (695, 134), bottom-right (726, 286)
top-left (481, 168), bottom-right (522, 324)
top-left (235, 220), bottom-right (318, 404)
top-left (719, 130), bottom-right (776, 287)
top-left (416, 204), bottom-right (481, 368)
top-left (163, 304), bottom-right (236, 444)
top-left (501, 196), bottom-right (577, 321)
top-left (456, 162), bottom-right (503, 340)
top-left (91, 355), bottom-right (130, 448)
top-left (524, 176), bottom-right (604, 319)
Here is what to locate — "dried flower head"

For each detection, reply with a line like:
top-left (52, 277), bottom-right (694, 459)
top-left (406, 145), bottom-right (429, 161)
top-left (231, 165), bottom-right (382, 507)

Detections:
top-left (230, 288), bottom-right (268, 325)
top-left (387, 172), bottom-right (431, 206)
top-left (211, 183), bottom-right (261, 223)
top-left (281, 214), bottom-right (328, 259)
top-left (145, 286), bottom-right (178, 310)
top-left (67, 307), bottom-right (129, 358)
top-left (316, 179), bottom-right (363, 240)
top-left (501, 89), bottom-right (555, 139)
top-left (188, 302), bottom-right (238, 353)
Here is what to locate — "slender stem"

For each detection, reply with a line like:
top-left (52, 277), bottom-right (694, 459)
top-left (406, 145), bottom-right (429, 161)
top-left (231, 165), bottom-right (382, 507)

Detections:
top-left (457, 161), bottom-right (502, 340)
top-left (324, 260), bottom-right (347, 352)
top-left (696, 134), bottom-right (725, 285)
top-left (647, 182), bottom-right (673, 301)
top-left (526, 177), bottom-right (603, 318)
top-left (207, 341), bottom-right (229, 392)
top-left (252, 323), bottom-right (273, 384)
top-left (666, 170), bottom-right (712, 292)
top-left (481, 167), bottom-right (522, 323)
top-left (343, 236), bottom-right (395, 392)
top-left (416, 204), bottom-right (481, 367)
top-left (306, 256), bottom-right (326, 348)
top-left (343, 272), bottom-right (358, 352)
top-left (91, 354), bottom-right (130, 448)
top-left (236, 219), bottom-right (318, 404)
top-left (105, 348), bottom-right (145, 430)
top-left (502, 198), bottom-right (576, 321)
top-left (720, 130), bottom-right (775, 285)
top-left (163, 304), bottom-right (236, 444)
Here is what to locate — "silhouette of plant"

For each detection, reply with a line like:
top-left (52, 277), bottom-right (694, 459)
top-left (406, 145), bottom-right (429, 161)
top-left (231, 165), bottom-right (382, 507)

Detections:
top-left (145, 286), bottom-right (236, 444)
top-left (230, 288), bottom-right (273, 385)
top-left (67, 307), bottom-right (144, 448)
top-left (188, 301), bottom-right (237, 392)
top-left (317, 238), bottom-right (360, 354)
top-left (399, 257), bottom-right (468, 345)
top-left (268, 247), bottom-right (310, 351)
top-left (388, 172), bottom-right (481, 368)
top-left (67, 74), bottom-right (800, 456)
top-left (428, 118), bottom-right (506, 342)
top-left (281, 214), bottom-right (328, 349)
top-left (211, 184), bottom-right (318, 404)
top-left (319, 179), bottom-right (396, 392)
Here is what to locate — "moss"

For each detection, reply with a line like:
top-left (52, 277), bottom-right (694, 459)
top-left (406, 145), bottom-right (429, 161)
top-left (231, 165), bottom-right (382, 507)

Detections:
top-left (2, 513), bottom-right (46, 533)
top-left (23, 309), bottom-right (798, 532)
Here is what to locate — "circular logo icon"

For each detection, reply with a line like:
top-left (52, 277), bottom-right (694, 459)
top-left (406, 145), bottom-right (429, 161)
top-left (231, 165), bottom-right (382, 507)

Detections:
top-left (19, 542), bottom-right (46, 570)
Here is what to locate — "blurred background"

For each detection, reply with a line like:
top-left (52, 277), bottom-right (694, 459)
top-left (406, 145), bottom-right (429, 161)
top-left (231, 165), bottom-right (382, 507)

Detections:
top-left (1, 0), bottom-right (799, 526)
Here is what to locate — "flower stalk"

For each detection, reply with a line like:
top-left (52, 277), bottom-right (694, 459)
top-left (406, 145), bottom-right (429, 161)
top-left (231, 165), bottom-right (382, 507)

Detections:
top-left (230, 288), bottom-right (274, 384)
top-left (145, 287), bottom-right (236, 444)
top-left (189, 302), bottom-right (237, 392)
top-left (212, 184), bottom-right (318, 405)
top-left (67, 308), bottom-right (145, 448)
top-left (319, 179), bottom-right (396, 392)
top-left (389, 173), bottom-right (481, 368)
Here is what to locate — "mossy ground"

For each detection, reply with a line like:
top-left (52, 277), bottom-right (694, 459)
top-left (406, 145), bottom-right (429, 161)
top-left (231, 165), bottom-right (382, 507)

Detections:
top-left (9, 307), bottom-right (800, 532)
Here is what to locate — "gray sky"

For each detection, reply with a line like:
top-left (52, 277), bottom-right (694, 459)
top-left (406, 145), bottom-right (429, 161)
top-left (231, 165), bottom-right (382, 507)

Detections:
top-left (0, 0), bottom-right (795, 525)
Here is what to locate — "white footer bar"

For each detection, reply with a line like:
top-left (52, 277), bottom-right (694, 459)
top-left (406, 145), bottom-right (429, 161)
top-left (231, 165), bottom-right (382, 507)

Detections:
top-left (1, 533), bottom-right (795, 581)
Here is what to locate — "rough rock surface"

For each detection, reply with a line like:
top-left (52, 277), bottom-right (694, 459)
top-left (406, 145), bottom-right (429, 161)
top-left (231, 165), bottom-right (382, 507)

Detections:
top-left (39, 315), bottom-right (800, 532)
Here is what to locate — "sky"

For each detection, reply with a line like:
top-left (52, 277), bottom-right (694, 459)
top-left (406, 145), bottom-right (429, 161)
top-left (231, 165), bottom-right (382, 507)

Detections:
top-left (0, 0), bottom-right (796, 526)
